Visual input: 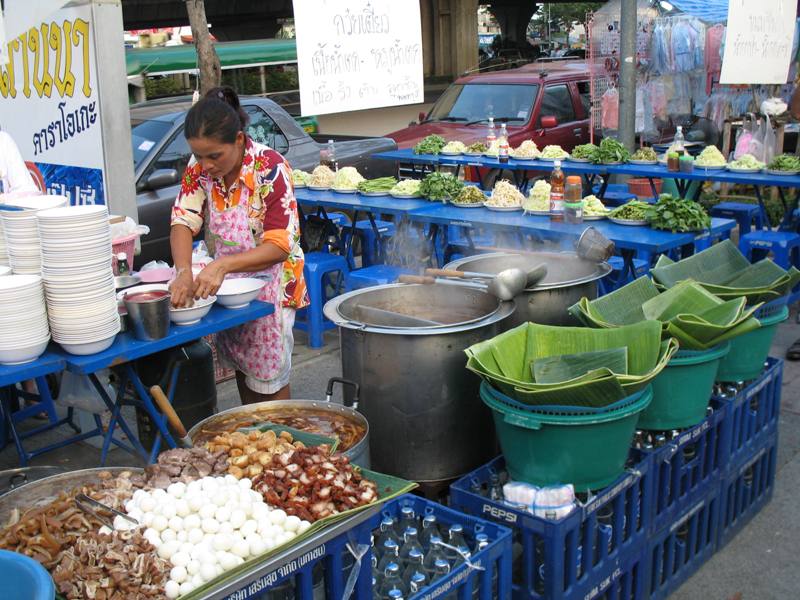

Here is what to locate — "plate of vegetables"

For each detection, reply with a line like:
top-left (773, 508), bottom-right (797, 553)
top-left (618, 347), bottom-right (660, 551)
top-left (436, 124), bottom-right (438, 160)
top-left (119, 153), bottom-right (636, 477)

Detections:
top-left (357, 177), bottom-right (398, 196)
top-left (389, 179), bottom-right (422, 198)
top-left (609, 200), bottom-right (651, 226)
top-left (463, 142), bottom-right (488, 157)
top-left (484, 180), bottom-right (524, 211)
top-left (767, 154), bottom-right (800, 176)
top-left (643, 194), bottom-right (710, 232)
top-left (694, 146), bottom-right (727, 170)
top-left (451, 185), bottom-right (487, 208)
top-left (629, 147), bottom-right (658, 165)
top-left (582, 195), bottom-right (610, 220)
top-left (440, 140), bottom-right (467, 156)
top-left (419, 171), bottom-right (464, 202)
top-left (413, 134), bottom-right (447, 155)
top-left (568, 143), bottom-right (598, 163)
top-left (727, 154), bottom-right (765, 173)
top-left (592, 138), bottom-right (631, 165)
top-left (538, 145), bottom-right (570, 161)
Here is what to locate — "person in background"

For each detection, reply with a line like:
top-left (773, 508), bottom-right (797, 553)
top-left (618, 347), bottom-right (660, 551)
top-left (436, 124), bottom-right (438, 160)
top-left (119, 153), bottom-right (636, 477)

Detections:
top-left (0, 131), bottom-right (38, 194)
top-left (169, 87), bottom-right (308, 403)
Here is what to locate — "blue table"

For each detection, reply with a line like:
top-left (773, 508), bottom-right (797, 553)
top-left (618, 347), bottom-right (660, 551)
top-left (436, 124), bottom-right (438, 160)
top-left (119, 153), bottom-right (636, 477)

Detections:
top-left (1, 301), bottom-right (274, 466)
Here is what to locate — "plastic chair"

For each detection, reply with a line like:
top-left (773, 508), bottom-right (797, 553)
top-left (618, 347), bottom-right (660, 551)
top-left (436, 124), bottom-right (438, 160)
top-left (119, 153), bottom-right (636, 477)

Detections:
top-left (294, 252), bottom-right (349, 348)
top-left (342, 220), bottom-right (396, 267)
top-left (598, 256), bottom-right (650, 295)
top-left (345, 265), bottom-right (413, 291)
top-left (710, 202), bottom-right (765, 236)
top-left (739, 230), bottom-right (800, 270)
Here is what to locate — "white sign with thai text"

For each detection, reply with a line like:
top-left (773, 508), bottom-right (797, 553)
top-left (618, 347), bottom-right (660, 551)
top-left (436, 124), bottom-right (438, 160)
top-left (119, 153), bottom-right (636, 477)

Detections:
top-left (293, 0), bottom-right (424, 116)
top-left (720, 0), bottom-right (796, 84)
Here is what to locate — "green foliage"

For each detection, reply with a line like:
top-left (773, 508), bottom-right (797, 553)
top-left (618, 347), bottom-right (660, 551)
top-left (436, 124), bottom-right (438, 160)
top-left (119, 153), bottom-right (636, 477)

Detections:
top-left (413, 135), bottom-right (447, 155)
top-left (645, 194), bottom-right (711, 232)
top-left (419, 172), bottom-right (464, 202)
top-left (542, 2), bottom-right (605, 29)
top-left (144, 76), bottom-right (184, 99)
top-left (591, 138), bottom-right (631, 164)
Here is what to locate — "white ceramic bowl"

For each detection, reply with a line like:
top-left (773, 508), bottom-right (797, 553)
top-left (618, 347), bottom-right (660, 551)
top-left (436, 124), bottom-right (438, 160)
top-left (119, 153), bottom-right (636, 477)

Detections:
top-left (0, 338), bottom-right (50, 365)
top-left (58, 333), bottom-right (117, 356)
top-left (215, 278), bottom-right (265, 309)
top-left (169, 295), bottom-right (216, 326)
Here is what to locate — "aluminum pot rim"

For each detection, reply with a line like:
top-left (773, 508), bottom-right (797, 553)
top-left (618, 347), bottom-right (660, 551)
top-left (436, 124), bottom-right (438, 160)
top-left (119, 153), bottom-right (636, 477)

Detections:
top-left (187, 399), bottom-right (369, 452)
top-left (444, 251), bottom-right (611, 290)
top-left (323, 283), bottom-right (516, 335)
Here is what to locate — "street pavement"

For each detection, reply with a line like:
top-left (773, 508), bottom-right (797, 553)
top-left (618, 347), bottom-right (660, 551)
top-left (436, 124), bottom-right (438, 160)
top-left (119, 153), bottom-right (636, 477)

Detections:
top-left (0, 320), bottom-right (797, 598)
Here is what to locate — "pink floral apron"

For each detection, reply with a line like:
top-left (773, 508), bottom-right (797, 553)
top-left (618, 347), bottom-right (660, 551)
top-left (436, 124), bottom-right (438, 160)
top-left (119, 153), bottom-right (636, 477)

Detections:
top-left (208, 185), bottom-right (287, 385)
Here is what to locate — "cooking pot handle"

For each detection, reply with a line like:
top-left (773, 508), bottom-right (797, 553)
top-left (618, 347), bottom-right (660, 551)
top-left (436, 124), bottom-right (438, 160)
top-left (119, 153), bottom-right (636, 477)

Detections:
top-left (325, 377), bottom-right (360, 410)
top-left (503, 411), bottom-right (543, 430)
top-left (8, 472), bottom-right (28, 489)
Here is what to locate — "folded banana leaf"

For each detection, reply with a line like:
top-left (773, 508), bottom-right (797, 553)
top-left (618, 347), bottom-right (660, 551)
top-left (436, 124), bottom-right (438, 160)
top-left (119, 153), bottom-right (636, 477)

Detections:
top-left (570, 276), bottom-right (659, 326)
top-left (641, 280), bottom-right (722, 322)
top-left (650, 240), bottom-right (751, 288)
top-left (531, 347), bottom-right (629, 384)
top-left (513, 373), bottom-right (628, 408)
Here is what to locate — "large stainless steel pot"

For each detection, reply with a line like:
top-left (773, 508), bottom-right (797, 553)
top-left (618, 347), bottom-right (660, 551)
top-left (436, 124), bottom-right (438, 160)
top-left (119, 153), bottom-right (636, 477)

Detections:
top-left (445, 251), bottom-right (610, 328)
top-left (324, 283), bottom-right (515, 483)
top-left (188, 389), bottom-right (371, 469)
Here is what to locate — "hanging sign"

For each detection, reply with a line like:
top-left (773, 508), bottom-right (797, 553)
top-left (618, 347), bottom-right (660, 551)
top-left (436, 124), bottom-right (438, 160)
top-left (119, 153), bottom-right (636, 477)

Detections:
top-left (293, 0), bottom-right (424, 116)
top-left (720, 0), bottom-right (796, 84)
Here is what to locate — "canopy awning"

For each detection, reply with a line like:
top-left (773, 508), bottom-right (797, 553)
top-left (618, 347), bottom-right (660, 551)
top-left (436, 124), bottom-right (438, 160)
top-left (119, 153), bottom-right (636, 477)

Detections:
top-left (126, 38), bottom-right (297, 77)
top-left (668, 0), bottom-right (729, 23)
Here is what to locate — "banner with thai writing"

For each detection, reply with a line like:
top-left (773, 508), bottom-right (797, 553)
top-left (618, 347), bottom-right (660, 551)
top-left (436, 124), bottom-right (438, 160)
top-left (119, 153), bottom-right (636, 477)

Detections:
top-left (293, 0), bottom-right (424, 116)
top-left (0, 3), bottom-right (104, 204)
top-left (720, 0), bottom-right (796, 84)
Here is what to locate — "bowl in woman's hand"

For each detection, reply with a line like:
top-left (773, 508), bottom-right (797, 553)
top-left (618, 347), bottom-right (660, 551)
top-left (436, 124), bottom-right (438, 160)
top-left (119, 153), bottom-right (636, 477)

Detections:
top-left (169, 295), bottom-right (216, 325)
top-left (215, 278), bottom-right (265, 309)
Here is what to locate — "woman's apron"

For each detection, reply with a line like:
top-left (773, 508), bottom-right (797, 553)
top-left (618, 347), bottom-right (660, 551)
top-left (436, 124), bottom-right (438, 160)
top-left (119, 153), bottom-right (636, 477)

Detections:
top-left (207, 185), bottom-right (288, 385)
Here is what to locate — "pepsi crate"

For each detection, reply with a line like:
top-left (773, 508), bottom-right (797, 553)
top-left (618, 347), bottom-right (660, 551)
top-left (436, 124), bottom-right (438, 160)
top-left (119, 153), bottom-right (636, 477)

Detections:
top-left (644, 486), bottom-right (720, 600)
top-left (717, 431), bottom-right (778, 550)
top-left (449, 455), bottom-right (652, 600)
top-left (713, 357), bottom-right (782, 471)
top-left (634, 397), bottom-right (728, 533)
top-left (376, 494), bottom-right (513, 600)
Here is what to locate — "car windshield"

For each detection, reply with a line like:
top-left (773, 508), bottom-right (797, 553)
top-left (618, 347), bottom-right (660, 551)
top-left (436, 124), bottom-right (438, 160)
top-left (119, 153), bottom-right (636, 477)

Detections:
top-left (426, 83), bottom-right (539, 124)
top-left (131, 119), bottom-right (173, 170)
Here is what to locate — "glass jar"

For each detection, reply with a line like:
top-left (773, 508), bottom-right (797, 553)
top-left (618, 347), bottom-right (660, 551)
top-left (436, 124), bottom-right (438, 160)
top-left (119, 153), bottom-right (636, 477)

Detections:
top-left (564, 176), bottom-right (583, 224)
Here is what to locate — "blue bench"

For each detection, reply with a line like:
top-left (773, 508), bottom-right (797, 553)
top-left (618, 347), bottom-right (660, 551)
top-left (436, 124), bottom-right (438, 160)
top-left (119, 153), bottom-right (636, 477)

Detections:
top-left (710, 202), bottom-right (765, 236)
top-left (294, 252), bottom-right (349, 348)
top-left (345, 265), bottom-right (413, 291)
top-left (739, 230), bottom-right (800, 270)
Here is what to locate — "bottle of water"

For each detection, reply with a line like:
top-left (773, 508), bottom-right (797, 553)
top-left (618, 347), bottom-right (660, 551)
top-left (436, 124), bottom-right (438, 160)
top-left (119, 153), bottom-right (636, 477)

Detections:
top-left (395, 506), bottom-right (417, 537)
top-left (399, 527), bottom-right (424, 567)
top-left (473, 533), bottom-right (490, 554)
top-left (673, 126), bottom-right (685, 155)
top-left (375, 516), bottom-right (399, 550)
top-left (446, 523), bottom-right (471, 566)
top-left (419, 514), bottom-right (441, 552)
top-left (407, 572), bottom-right (428, 595)
top-left (432, 557), bottom-right (451, 579)
top-left (488, 472), bottom-right (503, 502)
top-left (377, 539), bottom-right (401, 574)
top-left (401, 548), bottom-right (426, 587)
top-left (378, 563), bottom-right (406, 600)
top-left (387, 590), bottom-right (404, 600)
top-left (486, 117), bottom-right (496, 148)
top-left (327, 139), bottom-right (338, 170)
top-left (422, 535), bottom-right (449, 576)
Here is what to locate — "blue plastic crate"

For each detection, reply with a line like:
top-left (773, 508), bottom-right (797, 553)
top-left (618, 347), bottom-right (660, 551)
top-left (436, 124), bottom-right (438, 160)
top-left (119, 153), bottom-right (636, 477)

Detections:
top-left (717, 431), bottom-right (778, 550)
top-left (714, 357), bottom-right (782, 471)
top-left (644, 486), bottom-right (720, 600)
top-left (449, 455), bottom-right (652, 600)
top-left (376, 494), bottom-right (513, 600)
top-left (635, 397), bottom-right (728, 534)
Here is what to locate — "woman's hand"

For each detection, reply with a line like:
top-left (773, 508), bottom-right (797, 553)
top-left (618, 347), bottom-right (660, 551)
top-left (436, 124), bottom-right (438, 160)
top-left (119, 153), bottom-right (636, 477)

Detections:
top-left (169, 269), bottom-right (195, 308)
top-left (193, 258), bottom-right (229, 299)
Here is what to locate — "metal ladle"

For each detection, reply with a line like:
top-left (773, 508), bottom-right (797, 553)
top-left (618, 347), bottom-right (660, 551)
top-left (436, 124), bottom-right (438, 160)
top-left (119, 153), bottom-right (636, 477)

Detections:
top-left (403, 267), bottom-right (528, 301)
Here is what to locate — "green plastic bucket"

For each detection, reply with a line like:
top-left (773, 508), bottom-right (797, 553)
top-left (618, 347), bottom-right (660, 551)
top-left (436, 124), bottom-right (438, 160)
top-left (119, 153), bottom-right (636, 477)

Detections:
top-left (639, 342), bottom-right (730, 430)
top-left (481, 382), bottom-right (652, 491)
top-left (716, 306), bottom-right (788, 382)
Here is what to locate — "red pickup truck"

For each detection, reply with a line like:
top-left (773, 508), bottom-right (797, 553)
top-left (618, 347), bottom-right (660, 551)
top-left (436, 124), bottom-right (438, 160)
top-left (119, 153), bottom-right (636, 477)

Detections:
top-left (387, 61), bottom-right (594, 151)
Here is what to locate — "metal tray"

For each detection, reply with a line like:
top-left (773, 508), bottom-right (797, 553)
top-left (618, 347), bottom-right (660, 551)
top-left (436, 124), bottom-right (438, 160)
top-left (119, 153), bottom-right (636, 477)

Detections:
top-left (483, 203), bottom-right (522, 212)
top-left (628, 159), bottom-right (658, 165)
top-left (609, 217), bottom-right (648, 226)
top-left (307, 185), bottom-right (330, 191)
top-left (583, 214), bottom-right (609, 220)
top-left (766, 169), bottom-right (800, 176)
top-left (360, 190), bottom-right (391, 197)
top-left (332, 188), bottom-right (358, 194)
top-left (449, 202), bottom-right (484, 208)
top-left (567, 157), bottom-right (592, 163)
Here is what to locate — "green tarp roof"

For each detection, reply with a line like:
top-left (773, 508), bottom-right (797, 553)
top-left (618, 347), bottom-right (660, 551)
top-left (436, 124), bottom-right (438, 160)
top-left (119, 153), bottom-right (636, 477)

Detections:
top-left (126, 39), bottom-right (297, 77)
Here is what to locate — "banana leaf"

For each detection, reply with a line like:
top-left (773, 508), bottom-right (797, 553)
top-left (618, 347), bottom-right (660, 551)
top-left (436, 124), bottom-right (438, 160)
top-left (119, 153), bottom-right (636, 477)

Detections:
top-left (664, 317), bottom-right (760, 350)
top-left (513, 374), bottom-right (628, 408)
top-left (570, 276), bottom-right (660, 326)
top-left (650, 240), bottom-right (751, 288)
top-left (532, 347), bottom-right (629, 383)
top-left (641, 281), bottom-right (723, 322)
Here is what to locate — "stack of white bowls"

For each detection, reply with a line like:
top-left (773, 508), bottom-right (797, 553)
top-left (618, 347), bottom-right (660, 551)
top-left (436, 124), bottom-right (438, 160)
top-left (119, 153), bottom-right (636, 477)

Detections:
top-left (0, 274), bottom-right (50, 364)
top-left (0, 191), bottom-right (47, 266)
top-left (37, 205), bottom-right (120, 355)
top-left (1, 195), bottom-right (68, 274)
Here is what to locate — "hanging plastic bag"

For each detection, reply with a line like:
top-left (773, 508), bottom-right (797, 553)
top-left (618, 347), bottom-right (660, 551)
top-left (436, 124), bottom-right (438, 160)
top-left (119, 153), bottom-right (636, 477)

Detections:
top-left (763, 114), bottom-right (777, 166)
top-left (58, 370), bottom-right (113, 414)
top-left (734, 114), bottom-right (754, 159)
top-left (601, 86), bottom-right (619, 131)
top-left (747, 117), bottom-right (766, 163)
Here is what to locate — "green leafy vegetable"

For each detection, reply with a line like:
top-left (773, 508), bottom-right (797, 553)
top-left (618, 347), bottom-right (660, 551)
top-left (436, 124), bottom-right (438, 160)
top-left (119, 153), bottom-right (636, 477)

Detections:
top-left (465, 142), bottom-right (488, 153)
top-left (768, 153), bottom-right (800, 172)
top-left (419, 172), bottom-right (464, 202)
top-left (452, 186), bottom-right (486, 205)
top-left (610, 200), bottom-right (650, 221)
top-left (592, 138), bottom-right (631, 164)
top-left (357, 177), bottom-right (398, 193)
top-left (644, 194), bottom-right (711, 232)
top-left (413, 135), bottom-right (446, 155)
top-left (631, 147), bottom-right (657, 161)
top-left (571, 143), bottom-right (598, 160)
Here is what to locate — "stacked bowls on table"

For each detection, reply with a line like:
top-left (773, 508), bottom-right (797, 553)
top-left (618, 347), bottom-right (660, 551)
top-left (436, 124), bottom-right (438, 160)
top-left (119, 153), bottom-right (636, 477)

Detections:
top-left (0, 195), bottom-right (68, 274)
top-left (37, 205), bottom-right (120, 355)
top-left (0, 274), bottom-right (50, 364)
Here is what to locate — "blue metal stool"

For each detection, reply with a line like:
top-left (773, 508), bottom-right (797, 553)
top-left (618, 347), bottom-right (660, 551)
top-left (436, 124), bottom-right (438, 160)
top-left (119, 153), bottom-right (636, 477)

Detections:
top-left (598, 256), bottom-right (650, 295)
top-left (342, 220), bottom-right (396, 268)
top-left (294, 252), bottom-right (349, 348)
top-left (710, 202), bottom-right (765, 236)
top-left (345, 265), bottom-right (413, 291)
top-left (739, 230), bottom-right (800, 270)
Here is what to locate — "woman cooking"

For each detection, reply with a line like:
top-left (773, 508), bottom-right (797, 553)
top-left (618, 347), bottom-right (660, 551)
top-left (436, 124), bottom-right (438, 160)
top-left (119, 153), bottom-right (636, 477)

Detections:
top-left (169, 87), bottom-right (308, 403)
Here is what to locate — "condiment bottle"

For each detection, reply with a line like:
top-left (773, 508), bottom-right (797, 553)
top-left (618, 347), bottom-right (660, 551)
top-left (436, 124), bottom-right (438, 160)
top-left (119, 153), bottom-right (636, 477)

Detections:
top-left (564, 176), bottom-right (584, 224)
top-left (673, 125), bottom-right (685, 155)
top-left (667, 151), bottom-right (680, 172)
top-left (486, 117), bottom-right (496, 148)
top-left (549, 160), bottom-right (565, 221)
top-left (322, 139), bottom-right (337, 170)
top-left (498, 123), bottom-right (509, 164)
top-left (679, 154), bottom-right (694, 174)
top-left (116, 253), bottom-right (130, 276)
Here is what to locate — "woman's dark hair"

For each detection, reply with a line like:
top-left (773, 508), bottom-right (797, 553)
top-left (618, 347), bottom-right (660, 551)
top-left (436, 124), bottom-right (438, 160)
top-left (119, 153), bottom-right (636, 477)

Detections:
top-left (184, 86), bottom-right (249, 144)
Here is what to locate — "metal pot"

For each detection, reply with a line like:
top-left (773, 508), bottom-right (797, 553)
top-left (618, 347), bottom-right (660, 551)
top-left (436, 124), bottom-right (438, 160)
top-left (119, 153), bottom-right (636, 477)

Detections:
top-left (324, 283), bottom-right (515, 483)
top-left (188, 380), bottom-right (370, 468)
top-left (0, 466), bottom-right (65, 497)
top-left (445, 251), bottom-right (610, 328)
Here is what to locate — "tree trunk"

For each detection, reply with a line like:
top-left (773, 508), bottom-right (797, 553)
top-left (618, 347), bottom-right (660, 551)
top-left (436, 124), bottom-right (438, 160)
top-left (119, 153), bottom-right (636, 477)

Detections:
top-left (185, 0), bottom-right (221, 93)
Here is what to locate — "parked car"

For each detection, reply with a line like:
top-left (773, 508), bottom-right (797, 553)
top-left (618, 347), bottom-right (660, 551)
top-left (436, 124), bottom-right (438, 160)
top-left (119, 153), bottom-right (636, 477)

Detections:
top-left (131, 96), bottom-right (397, 264)
top-left (387, 61), bottom-right (593, 152)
